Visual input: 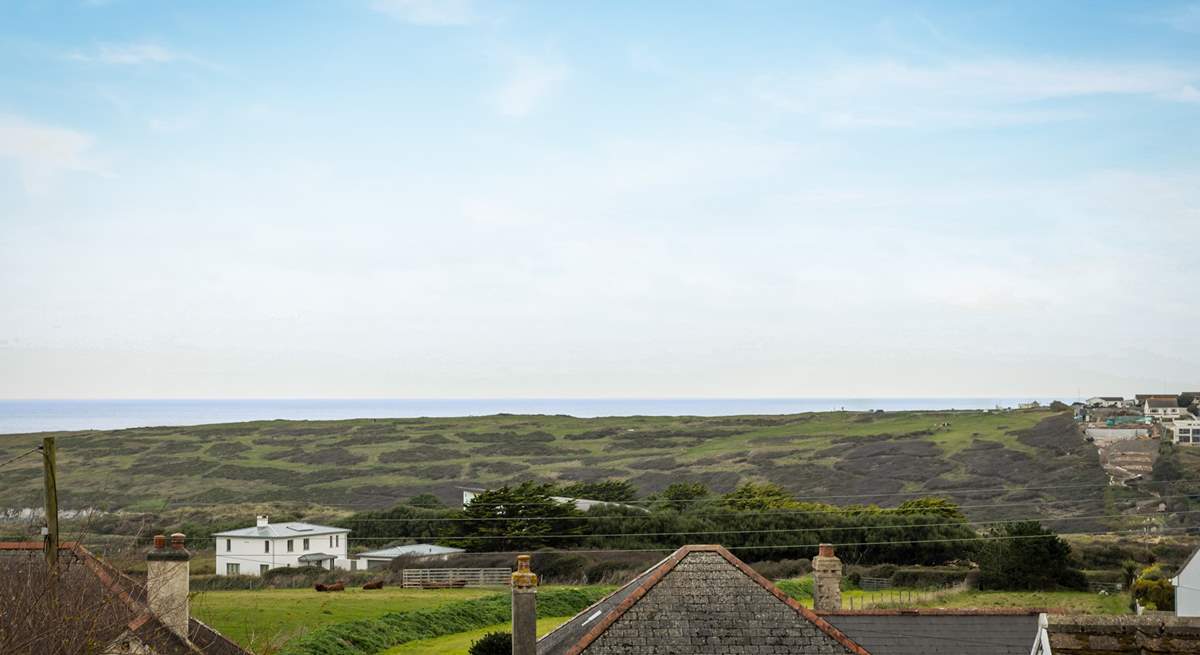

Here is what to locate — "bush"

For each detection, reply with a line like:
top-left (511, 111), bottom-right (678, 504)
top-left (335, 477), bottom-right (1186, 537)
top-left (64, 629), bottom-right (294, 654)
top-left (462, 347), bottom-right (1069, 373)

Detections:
top-left (978, 522), bottom-right (1087, 591)
top-left (751, 558), bottom-right (811, 581)
top-left (890, 567), bottom-right (970, 589)
top-left (468, 632), bottom-right (511, 655)
top-left (532, 550), bottom-right (590, 583)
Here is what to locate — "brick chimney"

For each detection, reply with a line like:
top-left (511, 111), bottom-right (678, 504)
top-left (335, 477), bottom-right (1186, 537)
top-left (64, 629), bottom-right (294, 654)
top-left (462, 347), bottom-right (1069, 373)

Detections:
top-left (812, 543), bottom-right (842, 612)
top-left (256, 515), bottom-right (269, 528)
top-left (147, 533), bottom-right (191, 639)
top-left (511, 554), bottom-right (538, 655)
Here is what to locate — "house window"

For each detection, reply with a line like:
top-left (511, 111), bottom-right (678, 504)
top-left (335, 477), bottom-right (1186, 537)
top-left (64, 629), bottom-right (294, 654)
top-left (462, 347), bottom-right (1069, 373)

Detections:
top-left (226, 539), bottom-right (231, 552)
top-left (227, 563), bottom-right (240, 575)
top-left (335, 534), bottom-right (340, 548)
top-left (260, 564), bottom-right (269, 575)
top-left (329, 535), bottom-right (334, 548)
top-left (351, 560), bottom-right (358, 571)
top-left (287, 539), bottom-right (294, 552)
top-left (303, 538), bottom-right (309, 550)
top-left (264, 541), bottom-right (270, 553)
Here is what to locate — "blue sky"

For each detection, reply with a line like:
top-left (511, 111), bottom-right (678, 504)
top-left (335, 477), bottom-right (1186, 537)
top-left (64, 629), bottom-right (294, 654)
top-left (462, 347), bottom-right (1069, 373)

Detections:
top-left (1, 1), bottom-right (1198, 399)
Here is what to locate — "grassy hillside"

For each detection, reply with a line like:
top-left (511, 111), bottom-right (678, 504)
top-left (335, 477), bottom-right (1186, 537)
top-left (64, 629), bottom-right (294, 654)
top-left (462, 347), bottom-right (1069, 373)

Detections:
top-left (0, 408), bottom-right (1115, 523)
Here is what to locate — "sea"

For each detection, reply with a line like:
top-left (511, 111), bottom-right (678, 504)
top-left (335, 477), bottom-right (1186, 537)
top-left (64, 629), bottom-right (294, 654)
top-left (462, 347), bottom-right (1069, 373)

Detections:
top-left (0, 398), bottom-right (1055, 435)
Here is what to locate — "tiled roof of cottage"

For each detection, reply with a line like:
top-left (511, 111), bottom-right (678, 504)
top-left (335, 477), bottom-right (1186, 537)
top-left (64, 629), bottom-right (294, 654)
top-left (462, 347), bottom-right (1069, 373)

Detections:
top-left (536, 544), bottom-right (869, 655)
top-left (820, 610), bottom-right (1040, 654)
top-left (0, 542), bottom-right (250, 655)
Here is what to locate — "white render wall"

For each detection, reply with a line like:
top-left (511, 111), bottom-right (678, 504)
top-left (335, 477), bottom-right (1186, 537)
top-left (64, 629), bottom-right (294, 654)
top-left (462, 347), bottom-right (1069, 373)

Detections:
top-left (215, 533), bottom-right (350, 576)
top-left (1176, 555), bottom-right (1200, 616)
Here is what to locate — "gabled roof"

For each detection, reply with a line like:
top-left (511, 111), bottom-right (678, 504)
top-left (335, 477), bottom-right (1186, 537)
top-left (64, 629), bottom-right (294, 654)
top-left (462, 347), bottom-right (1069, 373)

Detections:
top-left (536, 544), bottom-right (869, 655)
top-left (1174, 545), bottom-right (1200, 585)
top-left (0, 542), bottom-right (250, 655)
top-left (211, 521), bottom-right (348, 538)
top-left (356, 544), bottom-right (465, 559)
top-left (820, 610), bottom-right (1041, 654)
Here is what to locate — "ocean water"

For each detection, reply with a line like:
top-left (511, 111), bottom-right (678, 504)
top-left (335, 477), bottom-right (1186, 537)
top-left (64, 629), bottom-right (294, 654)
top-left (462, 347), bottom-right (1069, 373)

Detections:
top-left (0, 398), bottom-right (1053, 435)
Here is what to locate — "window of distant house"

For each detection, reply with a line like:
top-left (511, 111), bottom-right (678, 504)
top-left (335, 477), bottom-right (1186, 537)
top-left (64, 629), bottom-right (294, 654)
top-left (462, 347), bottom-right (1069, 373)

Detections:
top-left (260, 564), bottom-right (269, 575)
top-left (335, 534), bottom-right (340, 547)
top-left (329, 535), bottom-right (333, 547)
top-left (287, 539), bottom-right (294, 552)
top-left (227, 563), bottom-right (239, 575)
top-left (303, 538), bottom-right (309, 550)
top-left (226, 539), bottom-right (231, 552)
top-left (265, 541), bottom-right (270, 553)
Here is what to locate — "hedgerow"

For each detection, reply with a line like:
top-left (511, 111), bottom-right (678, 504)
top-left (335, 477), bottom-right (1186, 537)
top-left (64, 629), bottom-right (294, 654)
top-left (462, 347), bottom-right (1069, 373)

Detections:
top-left (276, 586), bottom-right (608, 655)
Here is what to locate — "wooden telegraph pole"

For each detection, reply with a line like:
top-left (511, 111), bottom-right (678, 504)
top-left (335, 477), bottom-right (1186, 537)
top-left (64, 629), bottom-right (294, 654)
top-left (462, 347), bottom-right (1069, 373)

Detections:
top-left (42, 436), bottom-right (59, 569)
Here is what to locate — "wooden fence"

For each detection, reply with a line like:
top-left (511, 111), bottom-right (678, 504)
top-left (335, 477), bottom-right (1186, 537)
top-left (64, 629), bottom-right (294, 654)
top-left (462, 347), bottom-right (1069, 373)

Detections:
top-left (401, 567), bottom-right (511, 589)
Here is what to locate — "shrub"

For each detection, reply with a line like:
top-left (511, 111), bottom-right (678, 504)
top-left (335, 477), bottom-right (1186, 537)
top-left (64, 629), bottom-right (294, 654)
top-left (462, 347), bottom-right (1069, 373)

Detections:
top-left (751, 558), bottom-right (812, 580)
top-left (468, 631), bottom-right (511, 655)
top-left (890, 567), bottom-right (970, 589)
top-left (978, 522), bottom-right (1087, 591)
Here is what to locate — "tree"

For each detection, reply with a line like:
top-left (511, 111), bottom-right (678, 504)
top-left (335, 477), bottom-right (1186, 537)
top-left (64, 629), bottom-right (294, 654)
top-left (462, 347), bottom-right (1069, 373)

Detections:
top-left (723, 482), bottom-right (797, 510)
top-left (451, 482), bottom-right (582, 551)
top-left (407, 493), bottom-right (444, 509)
top-left (468, 631), bottom-right (511, 655)
top-left (1049, 400), bottom-right (1070, 412)
top-left (895, 497), bottom-right (965, 520)
top-left (1132, 565), bottom-right (1175, 611)
top-left (558, 480), bottom-right (637, 503)
top-left (977, 522), bottom-right (1087, 590)
top-left (657, 482), bottom-right (710, 512)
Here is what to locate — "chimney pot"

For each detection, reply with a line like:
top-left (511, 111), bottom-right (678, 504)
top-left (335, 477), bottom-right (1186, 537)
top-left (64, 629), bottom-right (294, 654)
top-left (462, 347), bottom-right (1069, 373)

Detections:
top-left (512, 554), bottom-right (537, 655)
top-left (147, 531), bottom-right (191, 639)
top-left (812, 543), bottom-right (842, 612)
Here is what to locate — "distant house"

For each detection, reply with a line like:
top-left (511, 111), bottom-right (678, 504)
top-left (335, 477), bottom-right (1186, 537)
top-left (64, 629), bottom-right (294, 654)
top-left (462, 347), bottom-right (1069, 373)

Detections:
top-left (1175, 546), bottom-right (1200, 617)
top-left (1145, 398), bottom-right (1188, 419)
top-left (1167, 420), bottom-right (1200, 446)
top-left (1087, 397), bottom-right (1125, 408)
top-left (1019, 401), bottom-right (1042, 409)
top-left (355, 543), bottom-right (464, 569)
top-left (0, 536), bottom-right (250, 655)
top-left (212, 515), bottom-right (351, 576)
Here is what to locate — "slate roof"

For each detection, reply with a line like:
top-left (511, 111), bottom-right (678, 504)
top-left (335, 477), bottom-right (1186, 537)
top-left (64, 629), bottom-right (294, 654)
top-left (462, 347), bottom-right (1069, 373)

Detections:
top-left (537, 544), bottom-right (868, 655)
top-left (0, 542), bottom-right (250, 655)
top-left (820, 610), bottom-right (1040, 655)
top-left (211, 521), bottom-right (348, 538)
top-left (1041, 614), bottom-right (1200, 654)
top-left (1147, 398), bottom-right (1181, 408)
top-left (356, 544), bottom-right (465, 558)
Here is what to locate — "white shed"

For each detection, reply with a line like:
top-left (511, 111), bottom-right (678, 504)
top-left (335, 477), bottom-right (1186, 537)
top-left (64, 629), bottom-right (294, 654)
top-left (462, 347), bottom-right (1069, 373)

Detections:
top-left (355, 543), bottom-right (465, 570)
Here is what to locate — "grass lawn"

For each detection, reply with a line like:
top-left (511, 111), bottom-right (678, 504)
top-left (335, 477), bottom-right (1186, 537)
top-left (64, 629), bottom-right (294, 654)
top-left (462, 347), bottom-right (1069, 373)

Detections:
top-left (191, 586), bottom-right (501, 653)
top-left (911, 589), bottom-right (1129, 614)
top-left (383, 616), bottom-right (573, 655)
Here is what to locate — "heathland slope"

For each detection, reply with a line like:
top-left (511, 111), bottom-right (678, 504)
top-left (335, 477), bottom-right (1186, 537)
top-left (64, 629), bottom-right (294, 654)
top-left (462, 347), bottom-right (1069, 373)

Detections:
top-left (0, 409), bottom-right (1117, 521)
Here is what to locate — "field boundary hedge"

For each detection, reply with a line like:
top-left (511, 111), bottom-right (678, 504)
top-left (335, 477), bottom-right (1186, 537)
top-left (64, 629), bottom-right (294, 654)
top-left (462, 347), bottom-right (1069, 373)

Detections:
top-left (276, 586), bottom-right (609, 655)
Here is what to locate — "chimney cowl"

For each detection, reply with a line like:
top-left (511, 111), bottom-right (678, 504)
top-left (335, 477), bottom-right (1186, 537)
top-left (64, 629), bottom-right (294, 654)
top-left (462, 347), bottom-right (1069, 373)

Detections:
top-left (148, 532), bottom-right (190, 562)
top-left (153, 534), bottom-right (166, 549)
top-left (256, 515), bottom-right (269, 527)
top-left (818, 543), bottom-right (835, 558)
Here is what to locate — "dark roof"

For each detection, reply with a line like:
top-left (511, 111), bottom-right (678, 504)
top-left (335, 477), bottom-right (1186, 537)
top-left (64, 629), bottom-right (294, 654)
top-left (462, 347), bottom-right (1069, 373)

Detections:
top-left (0, 541), bottom-right (250, 655)
top-left (820, 610), bottom-right (1040, 654)
top-left (1044, 614), bottom-right (1200, 654)
top-left (1148, 398), bottom-right (1180, 408)
top-left (537, 545), bottom-right (868, 655)
top-left (297, 552), bottom-right (337, 562)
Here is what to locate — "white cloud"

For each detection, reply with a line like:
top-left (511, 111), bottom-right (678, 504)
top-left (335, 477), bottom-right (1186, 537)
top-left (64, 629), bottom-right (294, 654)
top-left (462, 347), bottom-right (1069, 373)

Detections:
top-left (370, 0), bottom-right (475, 25)
top-left (490, 54), bottom-right (569, 117)
top-left (0, 115), bottom-right (100, 194)
top-left (755, 58), bottom-right (1200, 129)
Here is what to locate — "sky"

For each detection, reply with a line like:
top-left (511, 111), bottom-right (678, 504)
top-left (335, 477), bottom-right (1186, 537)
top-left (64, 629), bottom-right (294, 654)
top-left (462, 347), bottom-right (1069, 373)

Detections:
top-left (1, 1), bottom-right (1198, 400)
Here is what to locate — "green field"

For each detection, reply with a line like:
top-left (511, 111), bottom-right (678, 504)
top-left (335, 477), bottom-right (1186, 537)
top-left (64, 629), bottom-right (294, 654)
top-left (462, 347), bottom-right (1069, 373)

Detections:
top-left (0, 409), bottom-right (1115, 524)
top-left (191, 586), bottom-right (498, 653)
top-left (383, 616), bottom-right (573, 655)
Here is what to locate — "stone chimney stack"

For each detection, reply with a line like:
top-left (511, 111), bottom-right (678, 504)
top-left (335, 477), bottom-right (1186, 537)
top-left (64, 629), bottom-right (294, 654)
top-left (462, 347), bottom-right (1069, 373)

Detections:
top-left (147, 532), bottom-right (191, 640)
top-left (256, 515), bottom-right (269, 528)
top-left (511, 554), bottom-right (538, 655)
top-left (812, 543), bottom-right (842, 612)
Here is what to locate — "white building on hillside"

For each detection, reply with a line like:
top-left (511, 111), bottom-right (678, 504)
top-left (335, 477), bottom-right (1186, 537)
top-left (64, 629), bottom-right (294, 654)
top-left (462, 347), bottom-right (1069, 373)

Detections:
top-left (1087, 396), bottom-right (1126, 408)
top-left (212, 515), bottom-right (352, 576)
top-left (460, 487), bottom-right (649, 513)
top-left (1146, 398), bottom-right (1188, 419)
top-left (1168, 420), bottom-right (1200, 446)
top-left (355, 544), bottom-right (465, 570)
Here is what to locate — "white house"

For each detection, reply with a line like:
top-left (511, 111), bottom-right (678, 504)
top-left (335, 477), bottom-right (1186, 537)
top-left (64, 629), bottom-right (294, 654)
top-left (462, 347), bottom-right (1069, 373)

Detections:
top-left (1146, 398), bottom-right (1188, 419)
top-left (355, 544), bottom-right (465, 570)
top-left (460, 487), bottom-right (649, 513)
top-left (1087, 396), bottom-right (1126, 408)
top-left (1173, 547), bottom-right (1200, 617)
top-left (1167, 420), bottom-right (1200, 446)
top-left (212, 515), bottom-right (352, 576)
